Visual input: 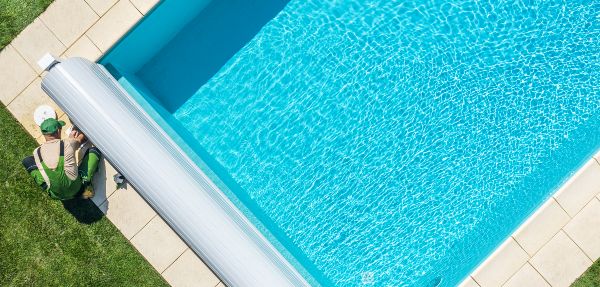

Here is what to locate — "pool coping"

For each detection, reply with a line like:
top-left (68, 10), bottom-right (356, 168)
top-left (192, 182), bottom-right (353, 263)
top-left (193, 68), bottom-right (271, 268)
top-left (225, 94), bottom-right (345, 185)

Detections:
top-left (1, 1), bottom-right (598, 286)
top-left (460, 155), bottom-right (600, 287)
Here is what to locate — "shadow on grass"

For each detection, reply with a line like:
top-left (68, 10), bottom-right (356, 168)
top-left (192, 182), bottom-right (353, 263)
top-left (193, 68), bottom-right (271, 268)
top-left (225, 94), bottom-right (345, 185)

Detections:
top-left (61, 198), bottom-right (104, 224)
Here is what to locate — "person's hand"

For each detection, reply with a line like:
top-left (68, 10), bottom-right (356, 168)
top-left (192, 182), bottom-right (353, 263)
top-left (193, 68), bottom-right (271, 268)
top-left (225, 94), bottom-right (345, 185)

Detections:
top-left (69, 128), bottom-right (86, 143)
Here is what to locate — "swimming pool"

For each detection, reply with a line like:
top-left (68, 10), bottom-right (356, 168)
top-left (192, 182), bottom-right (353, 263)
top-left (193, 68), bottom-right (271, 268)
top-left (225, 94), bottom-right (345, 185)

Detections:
top-left (101, 0), bottom-right (600, 285)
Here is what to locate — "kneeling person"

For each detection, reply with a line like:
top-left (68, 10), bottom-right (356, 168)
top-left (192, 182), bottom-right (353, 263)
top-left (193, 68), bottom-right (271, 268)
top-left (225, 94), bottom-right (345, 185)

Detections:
top-left (22, 118), bottom-right (101, 200)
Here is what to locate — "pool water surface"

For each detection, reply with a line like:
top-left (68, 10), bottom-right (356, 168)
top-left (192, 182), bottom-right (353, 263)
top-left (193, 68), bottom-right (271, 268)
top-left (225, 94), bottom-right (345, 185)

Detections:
top-left (102, 0), bottom-right (600, 285)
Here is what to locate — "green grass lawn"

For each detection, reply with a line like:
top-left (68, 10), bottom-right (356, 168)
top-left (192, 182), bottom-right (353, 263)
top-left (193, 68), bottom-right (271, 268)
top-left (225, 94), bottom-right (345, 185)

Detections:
top-left (0, 105), bottom-right (168, 286)
top-left (0, 0), bottom-right (54, 50)
top-left (573, 261), bottom-right (600, 287)
top-left (0, 1), bottom-right (167, 285)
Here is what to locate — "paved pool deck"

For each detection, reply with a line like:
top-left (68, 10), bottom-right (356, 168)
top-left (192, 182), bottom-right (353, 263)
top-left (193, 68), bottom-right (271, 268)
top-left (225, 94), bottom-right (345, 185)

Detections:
top-left (0, 1), bottom-right (598, 287)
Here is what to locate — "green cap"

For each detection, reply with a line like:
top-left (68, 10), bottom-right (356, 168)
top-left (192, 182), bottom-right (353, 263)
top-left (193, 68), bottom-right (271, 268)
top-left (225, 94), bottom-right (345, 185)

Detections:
top-left (40, 118), bottom-right (65, 135)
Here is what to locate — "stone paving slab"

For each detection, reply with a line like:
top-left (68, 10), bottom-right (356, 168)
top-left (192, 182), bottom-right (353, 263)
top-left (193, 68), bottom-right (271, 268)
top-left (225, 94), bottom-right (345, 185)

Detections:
top-left (85, 0), bottom-right (118, 16)
top-left (563, 198), bottom-right (600, 260)
top-left (162, 249), bottom-right (221, 287)
top-left (530, 231), bottom-right (592, 287)
top-left (472, 238), bottom-right (529, 286)
top-left (131, 215), bottom-right (188, 273)
top-left (0, 45), bottom-right (37, 105)
top-left (39, 0), bottom-right (99, 47)
top-left (503, 263), bottom-right (550, 287)
top-left (513, 198), bottom-right (570, 256)
top-left (63, 35), bottom-right (103, 61)
top-left (11, 18), bottom-right (66, 74)
top-left (553, 158), bottom-right (600, 217)
top-left (99, 184), bottom-right (157, 239)
top-left (86, 0), bottom-right (142, 52)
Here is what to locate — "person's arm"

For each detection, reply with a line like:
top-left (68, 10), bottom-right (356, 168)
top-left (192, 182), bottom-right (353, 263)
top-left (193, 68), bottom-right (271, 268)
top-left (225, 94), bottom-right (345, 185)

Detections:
top-left (30, 170), bottom-right (48, 190)
top-left (62, 139), bottom-right (81, 180)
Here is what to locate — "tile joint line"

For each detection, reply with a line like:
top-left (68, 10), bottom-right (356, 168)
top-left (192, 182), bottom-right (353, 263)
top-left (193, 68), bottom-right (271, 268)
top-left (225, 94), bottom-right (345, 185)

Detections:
top-left (160, 247), bottom-right (189, 275)
top-left (129, 213), bottom-right (158, 240)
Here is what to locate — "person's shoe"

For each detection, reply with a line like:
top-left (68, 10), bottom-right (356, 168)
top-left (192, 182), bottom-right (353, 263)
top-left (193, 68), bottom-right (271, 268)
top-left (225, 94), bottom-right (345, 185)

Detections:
top-left (81, 185), bottom-right (94, 199)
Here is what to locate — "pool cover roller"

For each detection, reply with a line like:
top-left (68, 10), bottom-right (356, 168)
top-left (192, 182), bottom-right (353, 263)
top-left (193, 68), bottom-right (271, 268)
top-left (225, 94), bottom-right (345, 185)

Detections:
top-left (38, 55), bottom-right (310, 287)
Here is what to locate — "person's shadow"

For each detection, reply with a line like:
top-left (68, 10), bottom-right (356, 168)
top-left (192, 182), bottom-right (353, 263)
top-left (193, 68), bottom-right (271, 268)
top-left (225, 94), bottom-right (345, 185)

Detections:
top-left (61, 197), bottom-right (104, 224)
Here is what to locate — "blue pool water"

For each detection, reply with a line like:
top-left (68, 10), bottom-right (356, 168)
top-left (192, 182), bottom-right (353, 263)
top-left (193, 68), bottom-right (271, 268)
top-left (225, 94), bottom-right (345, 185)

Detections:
top-left (102, 0), bottom-right (600, 285)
